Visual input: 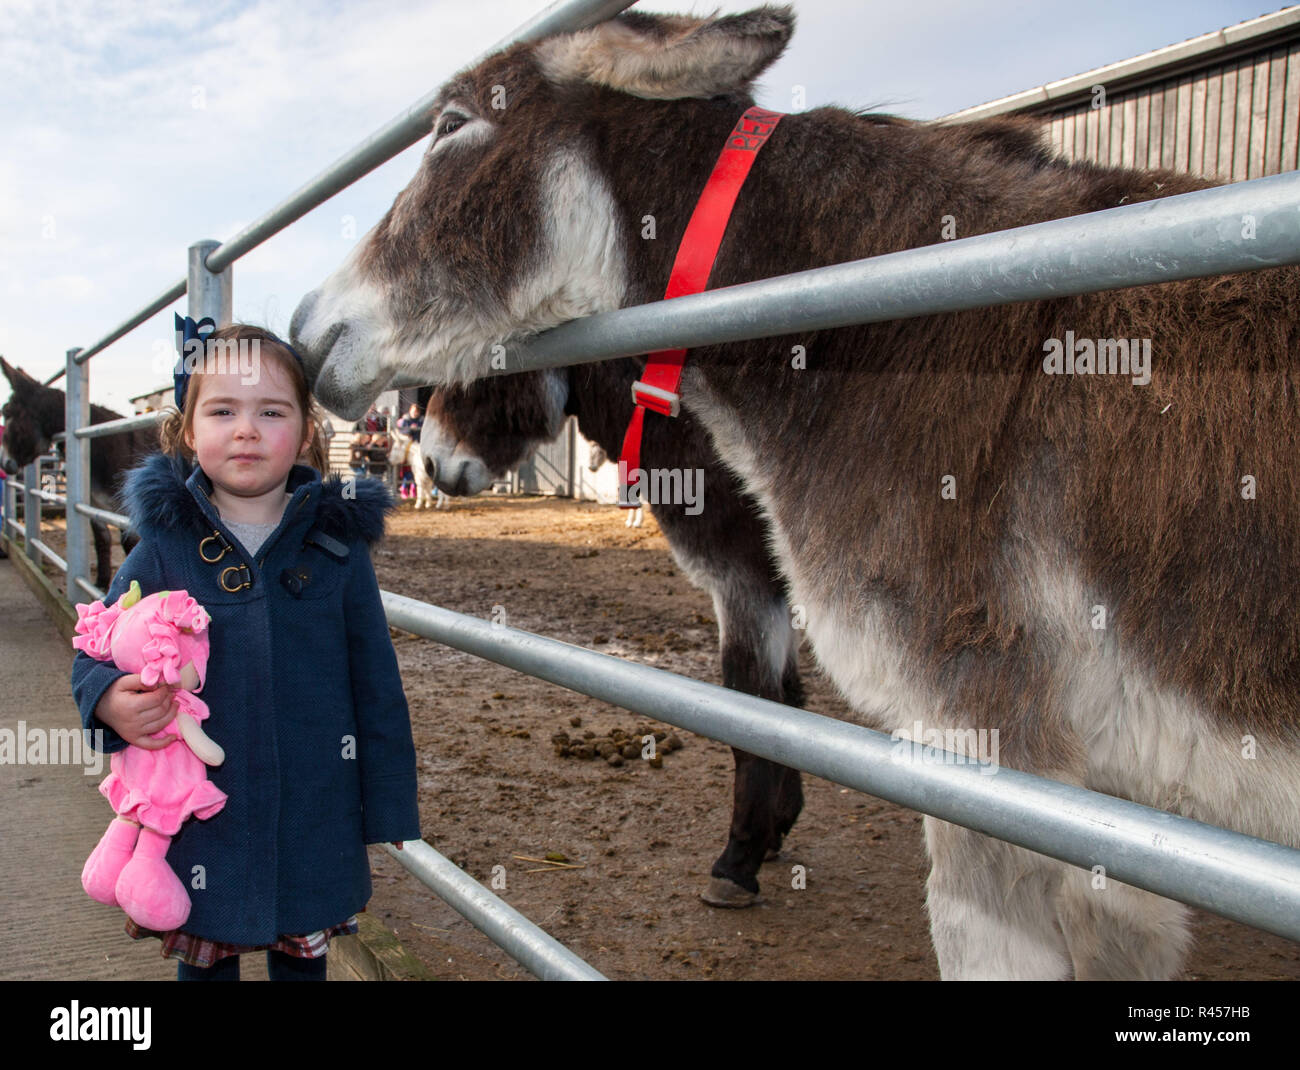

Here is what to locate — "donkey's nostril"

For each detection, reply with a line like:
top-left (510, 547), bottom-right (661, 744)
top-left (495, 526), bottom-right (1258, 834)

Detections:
top-left (423, 456), bottom-right (436, 481)
top-left (317, 320), bottom-right (345, 359)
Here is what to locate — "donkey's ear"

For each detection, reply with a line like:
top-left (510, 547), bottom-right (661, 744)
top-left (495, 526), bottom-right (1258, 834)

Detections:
top-left (0, 356), bottom-right (32, 389)
top-left (536, 5), bottom-right (794, 100)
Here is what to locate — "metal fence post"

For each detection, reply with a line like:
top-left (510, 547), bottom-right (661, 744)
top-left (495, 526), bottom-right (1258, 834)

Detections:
top-left (565, 417), bottom-right (577, 499)
top-left (188, 239), bottom-right (232, 332)
top-left (22, 462), bottom-right (39, 562)
top-left (63, 346), bottom-right (92, 603)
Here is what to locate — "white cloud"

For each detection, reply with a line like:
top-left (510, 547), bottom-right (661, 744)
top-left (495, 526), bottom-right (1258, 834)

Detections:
top-left (37, 274), bottom-right (99, 301)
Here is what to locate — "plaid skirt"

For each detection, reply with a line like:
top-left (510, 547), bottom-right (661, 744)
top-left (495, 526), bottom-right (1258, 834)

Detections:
top-left (125, 913), bottom-right (360, 968)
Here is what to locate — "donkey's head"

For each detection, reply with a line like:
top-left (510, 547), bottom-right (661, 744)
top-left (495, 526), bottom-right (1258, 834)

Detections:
top-left (419, 369), bottom-right (570, 495)
top-left (291, 6), bottom-right (794, 418)
top-left (1, 357), bottom-right (61, 469)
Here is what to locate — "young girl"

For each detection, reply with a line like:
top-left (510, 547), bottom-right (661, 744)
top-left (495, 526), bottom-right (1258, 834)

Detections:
top-left (70, 323), bottom-right (421, 981)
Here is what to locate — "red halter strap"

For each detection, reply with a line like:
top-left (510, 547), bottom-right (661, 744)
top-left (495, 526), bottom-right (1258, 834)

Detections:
top-left (618, 105), bottom-right (784, 507)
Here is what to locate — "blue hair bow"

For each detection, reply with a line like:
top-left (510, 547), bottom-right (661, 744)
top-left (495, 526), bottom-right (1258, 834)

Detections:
top-left (174, 313), bottom-right (215, 411)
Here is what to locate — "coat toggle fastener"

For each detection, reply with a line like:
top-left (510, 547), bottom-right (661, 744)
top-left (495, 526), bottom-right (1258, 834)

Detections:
top-left (197, 528), bottom-right (254, 591)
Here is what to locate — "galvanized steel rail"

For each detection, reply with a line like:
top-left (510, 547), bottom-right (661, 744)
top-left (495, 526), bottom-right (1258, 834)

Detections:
top-left (5, 456), bottom-right (70, 575)
top-left (381, 841), bottom-right (607, 980)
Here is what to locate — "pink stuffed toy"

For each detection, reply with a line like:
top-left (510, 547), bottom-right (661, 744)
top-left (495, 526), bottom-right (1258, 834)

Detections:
top-left (73, 580), bottom-right (227, 931)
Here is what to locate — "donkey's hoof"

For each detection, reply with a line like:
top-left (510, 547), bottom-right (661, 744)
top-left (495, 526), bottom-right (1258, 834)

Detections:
top-left (700, 877), bottom-right (760, 908)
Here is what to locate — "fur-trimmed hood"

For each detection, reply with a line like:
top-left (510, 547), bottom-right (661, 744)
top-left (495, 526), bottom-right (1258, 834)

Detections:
top-left (121, 450), bottom-right (394, 545)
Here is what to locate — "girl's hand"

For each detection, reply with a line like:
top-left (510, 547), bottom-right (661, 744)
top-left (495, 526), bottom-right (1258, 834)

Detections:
top-left (94, 674), bottom-right (179, 749)
top-left (390, 842), bottom-right (404, 850)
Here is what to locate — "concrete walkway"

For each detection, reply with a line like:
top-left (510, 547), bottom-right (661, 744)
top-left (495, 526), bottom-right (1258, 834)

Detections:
top-left (0, 556), bottom-right (277, 980)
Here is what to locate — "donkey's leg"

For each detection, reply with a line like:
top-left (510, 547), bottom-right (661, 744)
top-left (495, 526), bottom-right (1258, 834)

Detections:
top-left (705, 750), bottom-right (790, 905)
top-left (767, 766), bottom-right (805, 859)
top-left (1056, 870), bottom-right (1190, 980)
top-left (924, 817), bottom-right (1073, 980)
top-left (703, 592), bottom-right (802, 907)
top-left (417, 470), bottom-right (435, 509)
top-left (769, 653), bottom-right (807, 850)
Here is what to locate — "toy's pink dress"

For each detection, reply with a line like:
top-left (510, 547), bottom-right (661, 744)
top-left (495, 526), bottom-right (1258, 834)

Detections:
top-left (74, 589), bottom-right (227, 834)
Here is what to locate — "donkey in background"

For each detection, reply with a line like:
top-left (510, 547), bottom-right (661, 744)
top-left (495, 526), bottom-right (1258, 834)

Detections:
top-left (420, 361), bottom-right (806, 906)
top-left (386, 425), bottom-right (442, 509)
top-left (293, 6), bottom-right (1300, 978)
top-left (2, 357), bottom-right (154, 588)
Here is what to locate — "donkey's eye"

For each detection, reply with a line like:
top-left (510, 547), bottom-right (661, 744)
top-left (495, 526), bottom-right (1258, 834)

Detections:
top-left (434, 113), bottom-right (469, 141)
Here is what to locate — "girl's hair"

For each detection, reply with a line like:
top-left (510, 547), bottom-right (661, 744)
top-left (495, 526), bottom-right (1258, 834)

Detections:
top-left (158, 323), bottom-right (331, 474)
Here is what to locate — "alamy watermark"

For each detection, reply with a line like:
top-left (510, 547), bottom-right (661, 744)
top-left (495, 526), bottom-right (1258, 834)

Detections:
top-left (1042, 331), bottom-right (1152, 386)
top-left (1, 722), bottom-right (103, 775)
top-left (889, 720), bottom-right (1000, 774)
top-left (153, 334), bottom-right (263, 384)
top-left (618, 462), bottom-right (704, 515)
top-left (50, 1001), bottom-right (150, 1049)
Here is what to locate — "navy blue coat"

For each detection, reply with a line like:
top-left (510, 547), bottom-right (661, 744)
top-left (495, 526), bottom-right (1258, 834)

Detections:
top-left (71, 451), bottom-right (421, 944)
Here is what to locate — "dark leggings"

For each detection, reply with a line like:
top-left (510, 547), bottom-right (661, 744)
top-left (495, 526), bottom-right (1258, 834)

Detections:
top-left (177, 949), bottom-right (328, 981)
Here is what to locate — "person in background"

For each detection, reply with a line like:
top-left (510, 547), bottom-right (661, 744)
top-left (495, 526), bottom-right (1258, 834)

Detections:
top-left (395, 403), bottom-right (423, 500)
top-left (396, 403), bottom-right (423, 440)
top-left (349, 433), bottom-right (370, 478)
top-left (367, 431), bottom-right (390, 477)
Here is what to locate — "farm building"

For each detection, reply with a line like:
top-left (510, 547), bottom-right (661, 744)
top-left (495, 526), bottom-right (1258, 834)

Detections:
top-left (942, 5), bottom-right (1300, 182)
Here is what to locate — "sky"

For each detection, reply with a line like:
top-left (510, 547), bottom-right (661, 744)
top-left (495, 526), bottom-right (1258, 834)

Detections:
top-left (1, 0), bottom-right (1286, 414)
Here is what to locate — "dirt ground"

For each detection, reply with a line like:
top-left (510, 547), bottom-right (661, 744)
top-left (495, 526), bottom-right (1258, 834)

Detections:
top-left (31, 495), bottom-right (1300, 980)
top-left (368, 496), bottom-right (1300, 982)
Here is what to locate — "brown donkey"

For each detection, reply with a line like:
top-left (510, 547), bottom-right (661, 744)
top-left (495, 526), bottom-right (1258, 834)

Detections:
top-left (418, 363), bottom-right (807, 907)
top-left (2, 358), bottom-right (153, 587)
top-left (292, 6), bottom-right (1300, 978)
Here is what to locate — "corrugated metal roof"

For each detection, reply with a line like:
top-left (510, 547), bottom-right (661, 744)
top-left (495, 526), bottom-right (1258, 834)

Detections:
top-left (939, 5), bottom-right (1300, 122)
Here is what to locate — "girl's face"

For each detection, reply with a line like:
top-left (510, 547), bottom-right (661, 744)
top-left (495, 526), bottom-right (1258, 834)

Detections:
top-left (184, 359), bottom-right (311, 500)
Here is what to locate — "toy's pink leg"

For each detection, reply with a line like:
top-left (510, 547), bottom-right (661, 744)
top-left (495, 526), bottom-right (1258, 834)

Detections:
top-left (82, 817), bottom-right (140, 906)
top-left (115, 827), bottom-right (191, 931)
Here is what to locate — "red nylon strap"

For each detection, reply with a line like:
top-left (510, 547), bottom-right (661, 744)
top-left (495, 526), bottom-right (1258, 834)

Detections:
top-left (619, 106), bottom-right (784, 506)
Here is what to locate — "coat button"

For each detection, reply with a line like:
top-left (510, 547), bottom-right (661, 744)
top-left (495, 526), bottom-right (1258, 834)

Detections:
top-left (280, 567), bottom-right (311, 596)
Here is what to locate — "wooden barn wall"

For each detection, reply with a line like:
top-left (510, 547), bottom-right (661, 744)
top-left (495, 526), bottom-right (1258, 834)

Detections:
top-left (513, 417), bottom-right (575, 497)
top-left (1043, 41), bottom-right (1300, 181)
